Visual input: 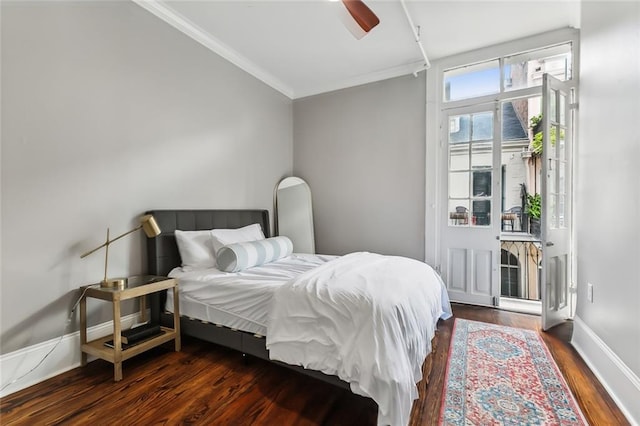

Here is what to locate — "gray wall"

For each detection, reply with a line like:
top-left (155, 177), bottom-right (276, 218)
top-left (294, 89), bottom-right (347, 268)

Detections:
top-left (5, 3), bottom-right (638, 407)
top-left (293, 75), bottom-right (426, 259)
top-left (1, 1), bottom-right (292, 355)
top-left (575, 1), bottom-right (640, 376)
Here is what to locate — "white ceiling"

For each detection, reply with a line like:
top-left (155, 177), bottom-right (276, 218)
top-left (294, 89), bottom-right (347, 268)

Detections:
top-left (135, 0), bottom-right (581, 99)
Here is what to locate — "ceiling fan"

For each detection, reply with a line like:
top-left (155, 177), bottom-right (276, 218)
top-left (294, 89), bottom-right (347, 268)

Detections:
top-left (338, 0), bottom-right (380, 39)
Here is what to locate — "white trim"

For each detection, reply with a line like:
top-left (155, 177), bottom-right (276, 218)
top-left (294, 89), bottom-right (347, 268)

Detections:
top-left (571, 316), bottom-right (640, 425)
top-left (436, 27), bottom-right (579, 74)
top-left (0, 313), bottom-right (142, 398)
top-left (132, 0), bottom-right (294, 99)
top-left (295, 60), bottom-right (426, 99)
top-left (424, 67), bottom-right (438, 267)
top-left (132, 0), bottom-right (429, 100)
top-left (499, 297), bottom-right (541, 316)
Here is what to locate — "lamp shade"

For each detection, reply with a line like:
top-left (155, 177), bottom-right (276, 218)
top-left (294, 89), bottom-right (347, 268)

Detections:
top-left (141, 214), bottom-right (161, 238)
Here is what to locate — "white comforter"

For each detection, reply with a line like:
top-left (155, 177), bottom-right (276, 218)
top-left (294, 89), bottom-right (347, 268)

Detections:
top-left (266, 252), bottom-right (452, 426)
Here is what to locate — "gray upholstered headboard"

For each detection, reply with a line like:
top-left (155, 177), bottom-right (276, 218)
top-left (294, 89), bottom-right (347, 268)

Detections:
top-left (145, 209), bottom-right (270, 276)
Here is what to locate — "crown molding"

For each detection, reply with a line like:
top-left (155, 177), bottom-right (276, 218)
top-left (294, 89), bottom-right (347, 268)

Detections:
top-left (133, 1), bottom-right (429, 100)
top-left (132, 0), bottom-right (295, 99)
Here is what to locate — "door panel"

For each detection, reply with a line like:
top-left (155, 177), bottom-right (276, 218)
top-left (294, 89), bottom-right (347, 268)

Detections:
top-left (448, 249), bottom-right (467, 292)
top-left (541, 74), bottom-right (574, 330)
top-left (473, 250), bottom-right (493, 295)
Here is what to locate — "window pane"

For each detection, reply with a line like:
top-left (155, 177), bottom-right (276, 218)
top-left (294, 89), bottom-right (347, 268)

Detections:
top-left (473, 171), bottom-right (492, 196)
top-left (501, 249), bottom-right (520, 298)
top-left (548, 159), bottom-right (557, 193)
top-left (559, 160), bottom-right (567, 195)
top-left (449, 115), bottom-right (470, 143)
top-left (504, 43), bottom-right (572, 91)
top-left (551, 124), bottom-right (561, 158)
top-left (450, 143), bottom-right (470, 171)
top-left (559, 93), bottom-right (566, 125)
top-left (558, 127), bottom-right (566, 160)
top-left (449, 200), bottom-right (469, 226)
top-left (558, 195), bottom-right (566, 228)
top-left (502, 99), bottom-right (533, 142)
top-left (472, 200), bottom-right (491, 226)
top-left (472, 141), bottom-right (492, 168)
top-left (444, 60), bottom-right (500, 102)
top-left (550, 89), bottom-right (557, 122)
top-left (472, 112), bottom-right (493, 140)
top-left (450, 172), bottom-right (469, 198)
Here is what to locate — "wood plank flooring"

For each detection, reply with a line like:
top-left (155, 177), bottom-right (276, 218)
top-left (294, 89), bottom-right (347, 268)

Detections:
top-left (1, 304), bottom-right (630, 425)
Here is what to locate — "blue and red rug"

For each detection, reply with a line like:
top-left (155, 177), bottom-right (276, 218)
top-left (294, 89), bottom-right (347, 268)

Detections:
top-left (439, 319), bottom-right (587, 425)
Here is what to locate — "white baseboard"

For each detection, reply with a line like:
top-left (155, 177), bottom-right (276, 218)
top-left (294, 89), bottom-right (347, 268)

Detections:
top-left (571, 316), bottom-right (640, 426)
top-left (0, 313), bottom-right (143, 398)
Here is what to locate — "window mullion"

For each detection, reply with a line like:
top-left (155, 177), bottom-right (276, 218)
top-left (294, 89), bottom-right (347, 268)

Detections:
top-left (499, 57), bottom-right (505, 94)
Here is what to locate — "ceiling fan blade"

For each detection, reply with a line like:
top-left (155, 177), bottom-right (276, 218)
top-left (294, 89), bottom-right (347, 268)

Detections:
top-left (341, 0), bottom-right (380, 34)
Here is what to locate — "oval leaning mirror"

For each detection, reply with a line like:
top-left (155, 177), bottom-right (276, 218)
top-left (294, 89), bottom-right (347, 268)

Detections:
top-left (274, 177), bottom-right (315, 254)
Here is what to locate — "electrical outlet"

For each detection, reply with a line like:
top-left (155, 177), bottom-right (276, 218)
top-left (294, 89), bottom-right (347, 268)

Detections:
top-left (587, 282), bottom-right (594, 303)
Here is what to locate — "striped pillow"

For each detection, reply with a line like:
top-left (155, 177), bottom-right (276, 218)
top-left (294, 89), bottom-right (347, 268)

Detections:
top-left (216, 236), bottom-right (293, 272)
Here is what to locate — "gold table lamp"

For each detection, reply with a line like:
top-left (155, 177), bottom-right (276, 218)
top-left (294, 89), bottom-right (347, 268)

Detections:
top-left (80, 214), bottom-right (161, 288)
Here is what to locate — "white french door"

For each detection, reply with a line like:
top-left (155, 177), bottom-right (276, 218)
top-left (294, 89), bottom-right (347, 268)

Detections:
top-left (431, 31), bottom-right (579, 315)
top-left (541, 74), bottom-right (574, 330)
top-left (440, 104), bottom-right (501, 307)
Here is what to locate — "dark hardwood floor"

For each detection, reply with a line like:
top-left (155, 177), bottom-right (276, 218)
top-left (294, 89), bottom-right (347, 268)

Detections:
top-left (1, 304), bottom-right (630, 425)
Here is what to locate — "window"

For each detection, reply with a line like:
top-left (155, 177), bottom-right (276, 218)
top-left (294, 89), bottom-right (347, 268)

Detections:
top-left (444, 60), bottom-right (500, 102)
top-left (473, 171), bottom-right (492, 226)
top-left (501, 249), bottom-right (520, 298)
top-left (442, 30), bottom-right (577, 238)
top-left (501, 96), bottom-right (541, 143)
top-left (504, 43), bottom-right (572, 91)
top-left (448, 112), bottom-right (494, 227)
top-left (443, 43), bottom-right (573, 103)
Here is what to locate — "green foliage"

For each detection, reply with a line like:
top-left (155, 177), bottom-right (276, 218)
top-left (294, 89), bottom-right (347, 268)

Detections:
top-left (529, 113), bottom-right (561, 156)
top-left (529, 114), bottom-right (543, 129)
top-left (532, 131), bottom-right (544, 155)
top-left (526, 193), bottom-right (542, 219)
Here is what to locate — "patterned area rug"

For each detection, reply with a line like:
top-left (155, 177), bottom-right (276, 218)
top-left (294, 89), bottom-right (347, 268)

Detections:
top-left (439, 319), bottom-right (587, 425)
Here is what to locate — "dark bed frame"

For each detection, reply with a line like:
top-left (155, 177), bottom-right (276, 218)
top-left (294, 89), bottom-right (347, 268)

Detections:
top-left (146, 209), bottom-right (350, 390)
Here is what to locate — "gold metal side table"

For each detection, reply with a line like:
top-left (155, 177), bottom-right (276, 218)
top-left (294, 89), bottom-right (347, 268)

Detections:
top-left (79, 275), bottom-right (180, 381)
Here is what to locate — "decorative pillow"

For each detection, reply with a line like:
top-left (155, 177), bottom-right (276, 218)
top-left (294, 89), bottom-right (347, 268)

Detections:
top-left (174, 230), bottom-right (217, 271)
top-left (210, 223), bottom-right (265, 255)
top-left (217, 236), bottom-right (293, 272)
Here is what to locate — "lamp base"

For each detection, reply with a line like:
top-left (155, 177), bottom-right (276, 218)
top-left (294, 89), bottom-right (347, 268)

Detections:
top-left (101, 278), bottom-right (127, 289)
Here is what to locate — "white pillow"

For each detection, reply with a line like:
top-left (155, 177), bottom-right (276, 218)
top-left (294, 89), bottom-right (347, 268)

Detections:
top-left (210, 223), bottom-right (265, 255)
top-left (175, 230), bottom-right (217, 271)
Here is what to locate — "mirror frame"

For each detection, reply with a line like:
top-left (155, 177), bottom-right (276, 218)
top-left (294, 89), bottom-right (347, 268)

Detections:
top-left (274, 176), bottom-right (316, 254)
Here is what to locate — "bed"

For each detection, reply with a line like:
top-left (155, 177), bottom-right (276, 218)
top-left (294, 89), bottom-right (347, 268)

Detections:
top-left (146, 209), bottom-right (451, 426)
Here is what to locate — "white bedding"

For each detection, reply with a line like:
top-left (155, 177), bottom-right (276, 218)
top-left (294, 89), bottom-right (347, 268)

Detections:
top-left (167, 254), bottom-right (337, 335)
top-left (168, 251), bottom-right (452, 426)
top-left (266, 252), bottom-right (452, 426)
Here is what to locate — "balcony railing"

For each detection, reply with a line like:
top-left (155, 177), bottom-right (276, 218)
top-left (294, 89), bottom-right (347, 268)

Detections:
top-left (500, 235), bottom-right (542, 301)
